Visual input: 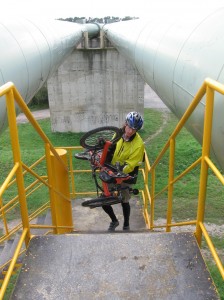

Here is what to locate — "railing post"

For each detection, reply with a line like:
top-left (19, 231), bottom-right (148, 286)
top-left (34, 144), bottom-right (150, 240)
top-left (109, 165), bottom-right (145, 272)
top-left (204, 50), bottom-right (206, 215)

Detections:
top-left (143, 155), bottom-right (150, 228)
top-left (5, 90), bottom-right (31, 245)
top-left (45, 143), bottom-right (58, 233)
top-left (0, 196), bottom-right (9, 235)
top-left (49, 148), bottom-right (73, 234)
top-left (166, 138), bottom-right (175, 232)
top-left (68, 149), bottom-right (76, 198)
top-left (150, 168), bottom-right (155, 229)
top-left (195, 86), bottom-right (214, 245)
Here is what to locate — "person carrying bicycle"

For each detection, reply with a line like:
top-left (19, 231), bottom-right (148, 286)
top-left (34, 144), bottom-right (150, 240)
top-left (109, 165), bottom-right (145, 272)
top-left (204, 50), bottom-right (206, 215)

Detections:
top-left (103, 111), bottom-right (145, 231)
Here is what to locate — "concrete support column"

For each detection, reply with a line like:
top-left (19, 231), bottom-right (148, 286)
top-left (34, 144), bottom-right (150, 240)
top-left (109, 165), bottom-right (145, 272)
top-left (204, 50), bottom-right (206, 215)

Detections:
top-left (100, 30), bottom-right (105, 48)
top-left (83, 31), bottom-right (89, 49)
top-left (47, 48), bottom-right (144, 132)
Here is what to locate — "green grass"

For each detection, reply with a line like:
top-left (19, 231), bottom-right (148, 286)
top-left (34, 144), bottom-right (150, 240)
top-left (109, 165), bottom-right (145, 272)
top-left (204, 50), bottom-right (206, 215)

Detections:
top-left (3, 270), bottom-right (20, 300)
top-left (207, 262), bottom-right (224, 299)
top-left (0, 108), bottom-right (223, 298)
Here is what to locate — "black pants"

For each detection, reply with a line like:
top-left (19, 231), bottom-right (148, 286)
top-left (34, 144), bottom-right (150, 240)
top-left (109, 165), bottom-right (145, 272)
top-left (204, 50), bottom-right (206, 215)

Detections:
top-left (102, 202), bottom-right (130, 227)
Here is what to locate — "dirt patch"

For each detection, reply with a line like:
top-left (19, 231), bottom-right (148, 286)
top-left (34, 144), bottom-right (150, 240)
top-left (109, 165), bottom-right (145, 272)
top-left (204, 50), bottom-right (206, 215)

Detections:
top-left (144, 109), bottom-right (170, 145)
top-left (16, 109), bottom-right (50, 124)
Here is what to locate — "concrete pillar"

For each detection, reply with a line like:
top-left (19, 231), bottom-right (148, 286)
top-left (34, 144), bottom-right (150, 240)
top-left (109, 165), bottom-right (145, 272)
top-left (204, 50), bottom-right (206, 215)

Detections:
top-left (83, 31), bottom-right (89, 49)
top-left (47, 48), bottom-right (144, 132)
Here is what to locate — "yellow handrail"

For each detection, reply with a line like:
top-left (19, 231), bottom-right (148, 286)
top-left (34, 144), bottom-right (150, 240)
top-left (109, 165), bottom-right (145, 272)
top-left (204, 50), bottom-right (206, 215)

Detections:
top-left (148, 77), bottom-right (224, 279)
top-left (0, 82), bottom-right (66, 171)
top-left (0, 82), bottom-right (73, 275)
top-left (0, 163), bottom-right (19, 198)
top-left (0, 76), bottom-right (223, 299)
top-left (199, 222), bottom-right (224, 279)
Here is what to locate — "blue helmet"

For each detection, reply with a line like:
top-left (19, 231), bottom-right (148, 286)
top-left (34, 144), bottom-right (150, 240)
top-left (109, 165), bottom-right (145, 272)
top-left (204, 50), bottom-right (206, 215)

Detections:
top-left (125, 111), bottom-right (143, 131)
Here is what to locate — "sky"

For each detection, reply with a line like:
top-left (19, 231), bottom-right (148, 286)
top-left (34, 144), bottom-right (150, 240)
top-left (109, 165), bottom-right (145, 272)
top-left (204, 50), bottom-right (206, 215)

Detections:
top-left (3, 0), bottom-right (224, 20)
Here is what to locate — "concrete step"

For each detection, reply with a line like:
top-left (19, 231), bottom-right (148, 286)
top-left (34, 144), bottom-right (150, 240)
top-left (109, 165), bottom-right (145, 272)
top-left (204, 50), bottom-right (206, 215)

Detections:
top-left (30, 211), bottom-right (52, 236)
top-left (0, 245), bottom-right (4, 258)
top-left (0, 210), bottom-right (52, 277)
top-left (72, 229), bottom-right (150, 234)
top-left (0, 239), bottom-right (14, 267)
top-left (10, 232), bottom-right (219, 300)
top-left (0, 234), bottom-right (25, 270)
top-left (72, 197), bottom-right (147, 232)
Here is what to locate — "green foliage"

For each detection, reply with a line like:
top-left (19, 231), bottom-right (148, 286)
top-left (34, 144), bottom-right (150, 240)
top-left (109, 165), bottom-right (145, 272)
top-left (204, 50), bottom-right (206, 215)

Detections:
top-left (58, 16), bottom-right (139, 24)
top-left (3, 269), bottom-right (20, 300)
top-left (206, 262), bottom-right (224, 299)
top-left (28, 85), bottom-right (49, 109)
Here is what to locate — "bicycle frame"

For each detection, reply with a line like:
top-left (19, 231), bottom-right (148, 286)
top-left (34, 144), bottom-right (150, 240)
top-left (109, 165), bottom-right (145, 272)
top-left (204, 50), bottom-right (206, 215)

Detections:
top-left (75, 126), bottom-right (138, 208)
top-left (90, 140), bottom-right (131, 197)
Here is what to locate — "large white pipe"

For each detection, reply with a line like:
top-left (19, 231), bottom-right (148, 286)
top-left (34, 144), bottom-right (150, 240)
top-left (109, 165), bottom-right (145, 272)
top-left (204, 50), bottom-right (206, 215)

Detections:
top-left (103, 7), bottom-right (224, 170)
top-left (0, 18), bottom-right (99, 132)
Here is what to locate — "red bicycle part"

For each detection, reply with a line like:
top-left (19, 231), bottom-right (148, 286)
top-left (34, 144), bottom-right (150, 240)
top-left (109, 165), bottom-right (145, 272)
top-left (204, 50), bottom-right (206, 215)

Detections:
top-left (100, 140), bottom-right (112, 165)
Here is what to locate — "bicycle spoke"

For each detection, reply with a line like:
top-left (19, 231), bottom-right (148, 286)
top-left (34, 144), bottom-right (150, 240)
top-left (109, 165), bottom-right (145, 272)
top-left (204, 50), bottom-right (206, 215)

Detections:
top-left (80, 126), bottom-right (122, 149)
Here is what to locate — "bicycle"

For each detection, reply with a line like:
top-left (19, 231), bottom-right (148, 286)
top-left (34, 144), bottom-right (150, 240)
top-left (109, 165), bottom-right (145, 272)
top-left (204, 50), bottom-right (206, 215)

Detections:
top-left (75, 126), bottom-right (139, 208)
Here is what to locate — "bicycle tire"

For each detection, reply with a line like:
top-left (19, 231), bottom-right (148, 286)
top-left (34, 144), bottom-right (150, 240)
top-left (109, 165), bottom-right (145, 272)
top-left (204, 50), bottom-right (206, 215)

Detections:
top-left (80, 126), bottom-right (122, 150)
top-left (82, 196), bottom-right (121, 208)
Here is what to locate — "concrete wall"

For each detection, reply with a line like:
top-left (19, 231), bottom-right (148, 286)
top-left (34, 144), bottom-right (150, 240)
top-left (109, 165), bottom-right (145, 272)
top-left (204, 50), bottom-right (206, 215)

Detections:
top-left (47, 48), bottom-right (144, 132)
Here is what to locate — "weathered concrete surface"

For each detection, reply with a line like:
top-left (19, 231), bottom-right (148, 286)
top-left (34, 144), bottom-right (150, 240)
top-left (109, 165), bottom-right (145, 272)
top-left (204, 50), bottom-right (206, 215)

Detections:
top-left (16, 84), bottom-right (168, 124)
top-left (47, 48), bottom-right (145, 132)
top-left (11, 232), bottom-right (219, 300)
top-left (72, 197), bottom-right (147, 232)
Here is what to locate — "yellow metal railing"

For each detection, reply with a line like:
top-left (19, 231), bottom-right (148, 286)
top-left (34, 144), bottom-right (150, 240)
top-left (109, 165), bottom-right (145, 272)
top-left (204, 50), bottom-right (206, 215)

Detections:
top-left (147, 78), bottom-right (224, 280)
top-left (0, 82), bottom-right (73, 238)
top-left (0, 77), bottom-right (223, 297)
top-left (0, 228), bottom-right (28, 299)
top-left (0, 82), bottom-right (74, 296)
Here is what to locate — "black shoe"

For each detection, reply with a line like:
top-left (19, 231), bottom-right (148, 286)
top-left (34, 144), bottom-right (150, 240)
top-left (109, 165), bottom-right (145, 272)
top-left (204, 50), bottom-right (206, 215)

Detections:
top-left (108, 221), bottom-right (119, 231)
top-left (123, 225), bottom-right (130, 231)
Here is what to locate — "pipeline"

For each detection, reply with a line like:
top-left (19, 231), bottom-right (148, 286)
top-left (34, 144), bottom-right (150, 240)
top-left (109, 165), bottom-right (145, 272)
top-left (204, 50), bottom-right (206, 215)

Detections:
top-left (0, 18), bottom-right (100, 132)
top-left (103, 7), bottom-right (224, 170)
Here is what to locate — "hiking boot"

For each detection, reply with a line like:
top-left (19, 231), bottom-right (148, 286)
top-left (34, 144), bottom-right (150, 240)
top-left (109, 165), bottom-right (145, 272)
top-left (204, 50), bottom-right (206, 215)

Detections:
top-left (123, 225), bottom-right (130, 231)
top-left (108, 221), bottom-right (119, 231)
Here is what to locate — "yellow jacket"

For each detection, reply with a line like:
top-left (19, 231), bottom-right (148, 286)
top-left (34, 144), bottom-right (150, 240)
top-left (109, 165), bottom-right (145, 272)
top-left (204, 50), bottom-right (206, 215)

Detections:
top-left (111, 133), bottom-right (145, 174)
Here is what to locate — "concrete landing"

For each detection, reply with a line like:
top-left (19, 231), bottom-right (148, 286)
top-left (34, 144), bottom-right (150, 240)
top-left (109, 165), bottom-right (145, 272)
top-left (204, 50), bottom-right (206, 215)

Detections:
top-left (72, 197), bottom-right (147, 232)
top-left (11, 232), bottom-right (219, 300)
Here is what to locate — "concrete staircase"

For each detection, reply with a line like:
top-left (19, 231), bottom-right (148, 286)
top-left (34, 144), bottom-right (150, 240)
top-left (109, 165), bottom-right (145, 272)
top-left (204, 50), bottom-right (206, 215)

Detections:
top-left (0, 199), bottom-right (220, 299)
top-left (10, 232), bottom-right (220, 300)
top-left (0, 210), bottom-right (52, 282)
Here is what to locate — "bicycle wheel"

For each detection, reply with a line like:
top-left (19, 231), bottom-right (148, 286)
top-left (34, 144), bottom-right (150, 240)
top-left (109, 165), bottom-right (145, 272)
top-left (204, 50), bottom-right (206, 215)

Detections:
top-left (80, 126), bottom-right (122, 150)
top-left (82, 196), bottom-right (121, 208)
